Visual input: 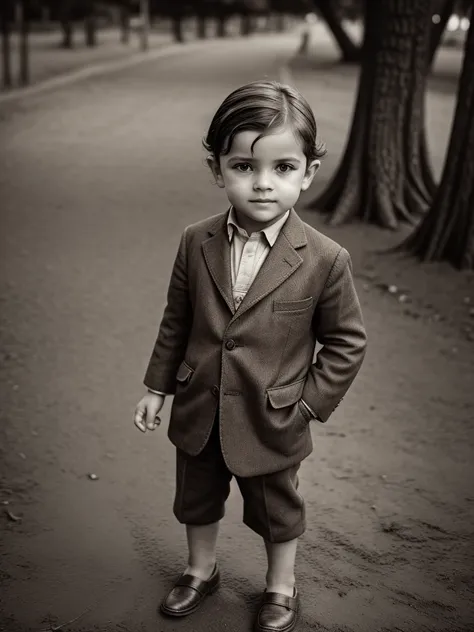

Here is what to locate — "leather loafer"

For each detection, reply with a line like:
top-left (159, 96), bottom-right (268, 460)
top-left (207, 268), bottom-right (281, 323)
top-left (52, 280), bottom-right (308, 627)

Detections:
top-left (160, 565), bottom-right (220, 617)
top-left (254, 589), bottom-right (299, 632)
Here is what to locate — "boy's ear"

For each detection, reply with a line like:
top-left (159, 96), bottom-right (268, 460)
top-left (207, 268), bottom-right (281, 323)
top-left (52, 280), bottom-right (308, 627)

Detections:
top-left (206, 155), bottom-right (225, 188)
top-left (301, 159), bottom-right (321, 192)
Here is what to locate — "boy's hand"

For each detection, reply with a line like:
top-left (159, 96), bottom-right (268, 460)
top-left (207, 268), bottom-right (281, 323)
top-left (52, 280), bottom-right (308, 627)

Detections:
top-left (134, 392), bottom-right (165, 433)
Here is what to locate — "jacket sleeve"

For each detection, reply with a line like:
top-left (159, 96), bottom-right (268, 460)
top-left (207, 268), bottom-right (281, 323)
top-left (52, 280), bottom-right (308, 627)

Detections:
top-left (302, 247), bottom-right (367, 422)
top-left (143, 228), bottom-right (193, 394)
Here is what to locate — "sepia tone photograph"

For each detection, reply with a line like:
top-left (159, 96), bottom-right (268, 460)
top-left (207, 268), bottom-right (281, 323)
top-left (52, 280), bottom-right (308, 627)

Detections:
top-left (0, 1), bottom-right (473, 631)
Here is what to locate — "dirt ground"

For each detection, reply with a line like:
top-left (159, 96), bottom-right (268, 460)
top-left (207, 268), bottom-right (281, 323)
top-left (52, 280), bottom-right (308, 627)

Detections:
top-left (0, 27), bottom-right (473, 632)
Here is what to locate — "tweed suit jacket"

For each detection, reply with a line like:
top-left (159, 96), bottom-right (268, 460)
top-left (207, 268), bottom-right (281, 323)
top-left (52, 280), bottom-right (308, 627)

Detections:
top-left (144, 208), bottom-right (367, 477)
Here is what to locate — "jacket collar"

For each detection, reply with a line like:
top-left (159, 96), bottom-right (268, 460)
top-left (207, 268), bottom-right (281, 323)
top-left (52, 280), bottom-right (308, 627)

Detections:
top-left (226, 206), bottom-right (291, 247)
top-left (208, 207), bottom-right (307, 249)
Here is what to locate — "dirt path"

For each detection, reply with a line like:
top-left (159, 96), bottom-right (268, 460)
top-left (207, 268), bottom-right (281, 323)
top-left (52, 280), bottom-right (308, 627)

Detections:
top-left (0, 30), bottom-right (473, 632)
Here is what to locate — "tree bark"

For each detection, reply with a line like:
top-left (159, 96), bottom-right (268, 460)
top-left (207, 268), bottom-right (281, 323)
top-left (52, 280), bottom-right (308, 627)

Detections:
top-left (314, 0), bottom-right (361, 63)
top-left (402, 18), bottom-right (474, 269)
top-left (307, 0), bottom-right (434, 229)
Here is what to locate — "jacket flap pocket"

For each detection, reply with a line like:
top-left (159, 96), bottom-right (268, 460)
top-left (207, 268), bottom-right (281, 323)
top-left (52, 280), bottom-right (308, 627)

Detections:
top-left (176, 361), bottom-right (194, 383)
top-left (267, 378), bottom-right (306, 409)
top-left (273, 297), bottom-right (313, 312)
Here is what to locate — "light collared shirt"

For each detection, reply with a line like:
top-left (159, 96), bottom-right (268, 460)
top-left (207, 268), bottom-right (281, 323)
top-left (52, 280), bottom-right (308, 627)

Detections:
top-left (149, 207), bottom-right (318, 420)
top-left (227, 205), bottom-right (290, 310)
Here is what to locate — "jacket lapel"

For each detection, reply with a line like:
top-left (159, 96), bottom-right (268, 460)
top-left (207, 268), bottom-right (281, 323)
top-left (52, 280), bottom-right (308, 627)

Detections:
top-left (202, 213), bottom-right (235, 314)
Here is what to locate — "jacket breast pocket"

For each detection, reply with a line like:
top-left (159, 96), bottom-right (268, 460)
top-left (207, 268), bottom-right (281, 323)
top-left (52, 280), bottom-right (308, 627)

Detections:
top-left (273, 296), bottom-right (313, 314)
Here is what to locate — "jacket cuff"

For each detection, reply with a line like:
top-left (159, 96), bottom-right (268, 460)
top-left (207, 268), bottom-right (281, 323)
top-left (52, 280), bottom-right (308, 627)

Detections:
top-left (300, 398), bottom-right (322, 422)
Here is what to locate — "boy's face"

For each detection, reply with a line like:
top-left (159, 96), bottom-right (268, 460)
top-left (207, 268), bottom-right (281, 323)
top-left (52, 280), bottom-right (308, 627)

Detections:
top-left (207, 128), bottom-right (320, 235)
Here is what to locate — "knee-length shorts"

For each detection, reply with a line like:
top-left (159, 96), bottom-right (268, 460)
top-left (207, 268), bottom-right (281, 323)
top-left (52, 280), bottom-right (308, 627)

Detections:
top-left (173, 414), bottom-right (306, 543)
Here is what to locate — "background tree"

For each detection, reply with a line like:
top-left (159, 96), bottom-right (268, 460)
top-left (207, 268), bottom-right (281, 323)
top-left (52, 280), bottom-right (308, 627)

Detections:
top-left (195, 0), bottom-right (209, 38)
top-left (312, 0), bottom-right (456, 66)
top-left (238, 0), bottom-right (254, 36)
top-left (307, 0), bottom-right (435, 229)
top-left (119, 1), bottom-right (132, 44)
top-left (138, 0), bottom-right (150, 50)
top-left (83, 0), bottom-right (97, 47)
top-left (402, 17), bottom-right (474, 270)
top-left (313, 0), bottom-right (361, 63)
top-left (215, 0), bottom-right (232, 37)
top-left (59, 0), bottom-right (75, 48)
top-left (169, 1), bottom-right (186, 42)
top-left (1, 0), bottom-right (13, 88)
top-left (18, 0), bottom-right (30, 86)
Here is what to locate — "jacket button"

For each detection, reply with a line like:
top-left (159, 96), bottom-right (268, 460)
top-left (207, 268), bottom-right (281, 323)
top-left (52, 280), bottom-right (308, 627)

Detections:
top-left (225, 339), bottom-right (236, 350)
top-left (212, 385), bottom-right (219, 397)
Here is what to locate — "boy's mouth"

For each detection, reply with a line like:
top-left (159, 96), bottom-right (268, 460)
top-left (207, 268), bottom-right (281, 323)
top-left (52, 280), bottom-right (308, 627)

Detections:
top-left (249, 199), bottom-right (277, 203)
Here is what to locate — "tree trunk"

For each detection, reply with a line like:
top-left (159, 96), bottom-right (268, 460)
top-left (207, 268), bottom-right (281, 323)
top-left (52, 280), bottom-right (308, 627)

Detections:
top-left (84, 18), bottom-right (97, 47)
top-left (60, 0), bottom-right (74, 49)
top-left (61, 21), bottom-right (73, 48)
top-left (18, 0), bottom-right (29, 86)
top-left (315, 0), bottom-right (361, 63)
top-left (139, 0), bottom-right (149, 51)
top-left (240, 12), bottom-right (252, 36)
top-left (216, 13), bottom-right (227, 37)
top-left (197, 14), bottom-right (206, 39)
top-left (1, 4), bottom-right (13, 88)
top-left (275, 12), bottom-right (285, 32)
top-left (402, 18), bottom-right (474, 269)
top-left (307, 0), bottom-right (434, 229)
top-left (84, 1), bottom-right (97, 48)
top-left (172, 14), bottom-right (184, 43)
top-left (120, 5), bottom-right (131, 44)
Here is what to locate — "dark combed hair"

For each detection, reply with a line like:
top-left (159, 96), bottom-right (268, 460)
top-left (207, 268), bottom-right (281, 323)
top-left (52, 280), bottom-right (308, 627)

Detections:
top-left (203, 80), bottom-right (327, 162)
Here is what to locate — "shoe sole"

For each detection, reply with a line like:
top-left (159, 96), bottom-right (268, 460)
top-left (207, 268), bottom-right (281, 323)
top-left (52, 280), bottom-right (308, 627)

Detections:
top-left (254, 619), bottom-right (297, 632)
top-left (159, 581), bottom-right (220, 618)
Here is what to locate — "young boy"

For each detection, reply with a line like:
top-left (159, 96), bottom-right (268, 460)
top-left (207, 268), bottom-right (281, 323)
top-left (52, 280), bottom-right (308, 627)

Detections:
top-left (134, 80), bottom-right (367, 632)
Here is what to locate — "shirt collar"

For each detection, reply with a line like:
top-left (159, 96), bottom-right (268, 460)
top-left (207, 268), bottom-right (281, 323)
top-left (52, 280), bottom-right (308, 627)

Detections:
top-left (226, 206), bottom-right (291, 246)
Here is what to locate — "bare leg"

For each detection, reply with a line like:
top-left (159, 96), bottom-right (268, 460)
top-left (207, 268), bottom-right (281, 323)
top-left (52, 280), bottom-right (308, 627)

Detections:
top-left (264, 537), bottom-right (298, 597)
top-left (183, 521), bottom-right (220, 580)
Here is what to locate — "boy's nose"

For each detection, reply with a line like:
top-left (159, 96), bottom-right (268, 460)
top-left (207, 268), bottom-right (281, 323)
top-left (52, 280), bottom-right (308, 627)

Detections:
top-left (253, 173), bottom-right (273, 191)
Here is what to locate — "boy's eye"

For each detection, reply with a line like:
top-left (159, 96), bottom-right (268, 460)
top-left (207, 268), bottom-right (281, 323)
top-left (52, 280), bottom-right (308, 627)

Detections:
top-left (277, 164), bottom-right (295, 173)
top-left (234, 163), bottom-right (252, 172)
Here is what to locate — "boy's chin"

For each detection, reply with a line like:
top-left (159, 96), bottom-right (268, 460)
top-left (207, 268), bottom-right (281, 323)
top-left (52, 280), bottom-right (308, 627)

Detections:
top-left (234, 205), bottom-right (287, 218)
